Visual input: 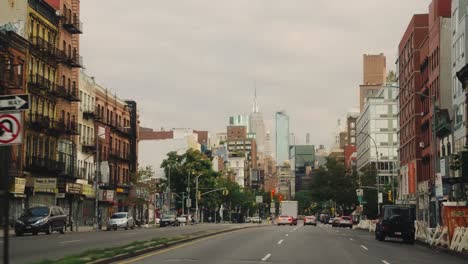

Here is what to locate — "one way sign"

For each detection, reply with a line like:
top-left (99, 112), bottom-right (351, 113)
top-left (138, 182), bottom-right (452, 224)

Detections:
top-left (0, 94), bottom-right (30, 112)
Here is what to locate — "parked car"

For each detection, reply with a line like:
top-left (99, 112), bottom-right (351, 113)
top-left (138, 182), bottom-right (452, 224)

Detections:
top-left (160, 214), bottom-right (177, 227)
top-left (245, 217), bottom-right (252, 223)
top-left (327, 217), bottom-right (335, 225)
top-left (107, 212), bottom-right (135, 230)
top-left (277, 215), bottom-right (293, 226)
top-left (331, 217), bottom-right (341, 227)
top-left (375, 205), bottom-right (415, 244)
top-left (251, 216), bottom-right (262, 223)
top-left (15, 206), bottom-right (67, 236)
top-left (304, 216), bottom-right (317, 226)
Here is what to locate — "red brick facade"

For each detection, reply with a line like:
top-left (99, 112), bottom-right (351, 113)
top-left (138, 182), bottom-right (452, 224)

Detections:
top-left (398, 14), bottom-right (428, 186)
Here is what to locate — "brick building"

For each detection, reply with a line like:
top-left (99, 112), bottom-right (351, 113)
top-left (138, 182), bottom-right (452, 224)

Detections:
top-left (398, 14), bottom-right (429, 204)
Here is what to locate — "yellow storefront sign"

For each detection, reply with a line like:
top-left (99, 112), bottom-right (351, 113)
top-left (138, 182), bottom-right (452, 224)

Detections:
top-left (82, 184), bottom-right (95, 198)
top-left (10, 178), bottom-right (26, 194)
top-left (34, 178), bottom-right (58, 193)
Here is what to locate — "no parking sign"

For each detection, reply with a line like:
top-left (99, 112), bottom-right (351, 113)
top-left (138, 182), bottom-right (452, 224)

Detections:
top-left (0, 112), bottom-right (22, 145)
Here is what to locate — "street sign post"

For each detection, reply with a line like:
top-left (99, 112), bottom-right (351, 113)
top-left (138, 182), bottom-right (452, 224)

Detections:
top-left (378, 192), bottom-right (383, 204)
top-left (0, 94), bottom-right (29, 112)
top-left (0, 94), bottom-right (28, 264)
top-left (256, 196), bottom-right (263, 204)
top-left (356, 188), bottom-right (363, 197)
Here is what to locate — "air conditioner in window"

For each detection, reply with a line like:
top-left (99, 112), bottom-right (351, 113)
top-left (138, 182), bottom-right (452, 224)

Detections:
top-left (419, 142), bottom-right (425, 148)
top-left (56, 10), bottom-right (61, 16)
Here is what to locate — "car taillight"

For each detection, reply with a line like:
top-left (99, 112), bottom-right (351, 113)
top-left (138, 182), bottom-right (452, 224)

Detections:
top-left (288, 218), bottom-right (292, 222)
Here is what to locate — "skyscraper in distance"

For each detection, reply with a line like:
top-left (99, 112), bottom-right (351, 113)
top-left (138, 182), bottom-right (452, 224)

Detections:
top-left (249, 88), bottom-right (266, 155)
top-left (276, 111), bottom-right (290, 165)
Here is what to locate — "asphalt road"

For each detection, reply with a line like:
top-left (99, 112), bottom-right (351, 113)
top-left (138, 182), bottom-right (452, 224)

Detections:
top-left (2, 223), bottom-right (249, 264)
top-left (117, 223), bottom-right (467, 264)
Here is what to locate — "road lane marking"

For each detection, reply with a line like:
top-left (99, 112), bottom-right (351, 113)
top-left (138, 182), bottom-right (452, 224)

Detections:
top-left (360, 245), bottom-right (368, 251)
top-left (60, 240), bottom-right (81, 244)
top-left (261, 253), bottom-right (272, 261)
top-left (349, 238), bottom-right (353, 241)
top-left (292, 225), bottom-right (301, 231)
top-left (381, 261), bottom-right (390, 264)
top-left (277, 239), bottom-right (284, 245)
top-left (285, 234), bottom-right (289, 237)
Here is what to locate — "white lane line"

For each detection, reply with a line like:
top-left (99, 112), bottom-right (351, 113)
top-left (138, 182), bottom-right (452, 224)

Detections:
top-left (277, 239), bottom-right (284, 245)
top-left (261, 253), bottom-right (272, 261)
top-left (285, 234), bottom-right (289, 237)
top-left (360, 245), bottom-right (368, 251)
top-left (381, 261), bottom-right (390, 264)
top-left (293, 225), bottom-right (301, 231)
top-left (60, 240), bottom-right (81, 244)
top-left (349, 238), bottom-right (354, 241)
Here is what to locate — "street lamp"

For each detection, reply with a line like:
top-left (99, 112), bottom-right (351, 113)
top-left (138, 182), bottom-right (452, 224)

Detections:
top-left (387, 84), bottom-right (440, 226)
top-left (194, 172), bottom-right (203, 223)
top-left (357, 131), bottom-right (381, 215)
top-left (94, 130), bottom-right (106, 232)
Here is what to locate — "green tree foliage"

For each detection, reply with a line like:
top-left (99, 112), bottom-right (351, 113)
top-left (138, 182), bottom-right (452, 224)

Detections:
top-left (295, 190), bottom-right (312, 214)
top-left (160, 149), bottom-right (256, 215)
top-left (309, 158), bottom-right (358, 215)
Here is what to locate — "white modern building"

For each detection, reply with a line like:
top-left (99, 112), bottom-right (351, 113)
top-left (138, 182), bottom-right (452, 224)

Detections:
top-left (356, 84), bottom-right (399, 187)
top-left (229, 115), bottom-right (250, 132)
top-left (452, 0), bottom-right (467, 156)
top-left (77, 71), bottom-right (96, 182)
top-left (227, 156), bottom-right (246, 187)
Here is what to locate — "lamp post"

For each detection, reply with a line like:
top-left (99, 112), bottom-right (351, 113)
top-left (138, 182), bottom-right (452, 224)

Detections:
top-left (195, 173), bottom-right (203, 223)
top-left (357, 131), bottom-right (381, 215)
top-left (94, 130), bottom-right (106, 232)
top-left (388, 85), bottom-right (440, 226)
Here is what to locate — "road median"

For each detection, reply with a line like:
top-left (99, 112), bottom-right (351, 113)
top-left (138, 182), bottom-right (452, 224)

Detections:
top-left (35, 224), bottom-right (268, 264)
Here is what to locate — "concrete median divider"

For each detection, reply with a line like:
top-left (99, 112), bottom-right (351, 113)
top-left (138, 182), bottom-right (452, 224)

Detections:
top-left (87, 224), bottom-right (268, 264)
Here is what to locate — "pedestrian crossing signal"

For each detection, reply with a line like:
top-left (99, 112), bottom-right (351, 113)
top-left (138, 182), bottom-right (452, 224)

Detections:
top-left (387, 191), bottom-right (392, 202)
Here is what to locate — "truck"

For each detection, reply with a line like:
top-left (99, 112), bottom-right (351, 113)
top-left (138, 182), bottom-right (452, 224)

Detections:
top-left (280, 201), bottom-right (298, 225)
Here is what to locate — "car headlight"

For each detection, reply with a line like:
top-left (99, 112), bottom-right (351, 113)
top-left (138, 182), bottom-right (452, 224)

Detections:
top-left (15, 220), bottom-right (24, 225)
top-left (33, 218), bottom-right (47, 225)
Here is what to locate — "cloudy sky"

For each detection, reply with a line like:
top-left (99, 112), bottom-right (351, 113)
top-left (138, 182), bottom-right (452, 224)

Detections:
top-left (80, 0), bottom-right (430, 149)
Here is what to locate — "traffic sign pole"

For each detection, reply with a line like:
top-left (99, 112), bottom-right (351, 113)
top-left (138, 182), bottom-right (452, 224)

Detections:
top-left (1, 145), bottom-right (11, 264)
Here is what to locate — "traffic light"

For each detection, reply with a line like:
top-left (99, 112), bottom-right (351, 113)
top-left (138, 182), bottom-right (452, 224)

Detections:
top-left (279, 194), bottom-right (284, 202)
top-left (387, 190), bottom-right (392, 202)
top-left (271, 190), bottom-right (275, 201)
top-left (222, 189), bottom-right (229, 196)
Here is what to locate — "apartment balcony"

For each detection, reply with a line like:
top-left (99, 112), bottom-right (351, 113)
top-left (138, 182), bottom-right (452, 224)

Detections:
top-left (26, 113), bottom-right (50, 132)
top-left (108, 149), bottom-right (130, 162)
top-left (82, 107), bottom-right (98, 120)
top-left (112, 124), bottom-right (130, 136)
top-left (56, 50), bottom-right (83, 68)
top-left (29, 35), bottom-right (58, 60)
top-left (49, 119), bottom-right (79, 136)
top-left (62, 13), bottom-right (83, 34)
top-left (0, 69), bottom-right (24, 91)
top-left (57, 84), bottom-right (80, 102)
top-left (81, 138), bottom-right (95, 153)
top-left (24, 155), bottom-right (65, 174)
top-left (28, 74), bottom-right (51, 93)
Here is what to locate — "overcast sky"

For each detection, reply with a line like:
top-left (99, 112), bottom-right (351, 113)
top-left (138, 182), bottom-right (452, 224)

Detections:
top-left (80, 0), bottom-right (430, 149)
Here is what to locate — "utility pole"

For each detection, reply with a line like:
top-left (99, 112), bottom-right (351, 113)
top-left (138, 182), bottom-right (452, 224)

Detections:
top-left (167, 166), bottom-right (171, 213)
top-left (432, 96), bottom-right (440, 226)
top-left (95, 134), bottom-right (100, 232)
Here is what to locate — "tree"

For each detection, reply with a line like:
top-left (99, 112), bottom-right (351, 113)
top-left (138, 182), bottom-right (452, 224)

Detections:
top-left (309, 158), bottom-right (358, 215)
top-left (386, 70), bottom-right (397, 82)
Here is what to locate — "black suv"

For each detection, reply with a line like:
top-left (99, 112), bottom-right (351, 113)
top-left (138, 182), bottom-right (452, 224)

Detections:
top-left (375, 205), bottom-right (415, 243)
top-left (15, 206), bottom-right (67, 236)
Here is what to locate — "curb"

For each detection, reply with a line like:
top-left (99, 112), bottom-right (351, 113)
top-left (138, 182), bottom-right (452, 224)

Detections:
top-left (414, 240), bottom-right (468, 259)
top-left (88, 225), bottom-right (268, 264)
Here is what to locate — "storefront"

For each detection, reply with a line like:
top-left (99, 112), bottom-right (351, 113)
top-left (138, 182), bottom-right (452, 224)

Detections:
top-left (29, 178), bottom-right (58, 208)
top-left (81, 183), bottom-right (96, 226)
top-left (9, 177), bottom-right (26, 222)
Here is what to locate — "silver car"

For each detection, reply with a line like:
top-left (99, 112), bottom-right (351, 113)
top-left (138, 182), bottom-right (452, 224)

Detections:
top-left (107, 212), bottom-right (135, 230)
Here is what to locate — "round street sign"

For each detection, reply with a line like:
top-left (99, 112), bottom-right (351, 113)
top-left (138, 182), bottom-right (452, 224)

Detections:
top-left (0, 113), bottom-right (22, 145)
